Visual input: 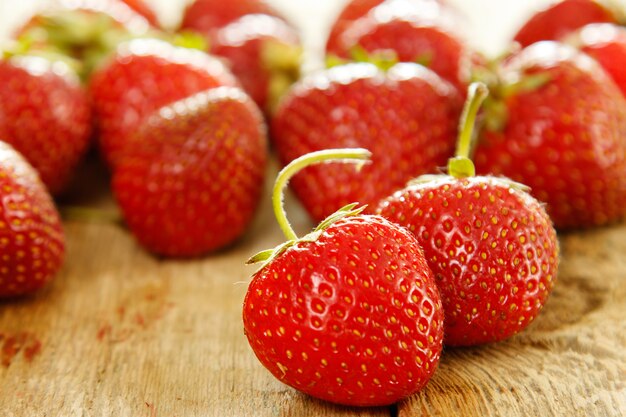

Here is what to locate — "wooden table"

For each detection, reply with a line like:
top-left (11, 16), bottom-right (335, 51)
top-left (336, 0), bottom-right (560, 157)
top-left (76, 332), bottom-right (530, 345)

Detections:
top-left (1, 1), bottom-right (626, 416)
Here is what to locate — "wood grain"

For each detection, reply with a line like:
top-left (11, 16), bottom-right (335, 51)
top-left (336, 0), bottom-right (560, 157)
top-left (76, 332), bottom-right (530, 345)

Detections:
top-left (401, 226), bottom-right (626, 417)
top-left (1, 0), bottom-right (625, 416)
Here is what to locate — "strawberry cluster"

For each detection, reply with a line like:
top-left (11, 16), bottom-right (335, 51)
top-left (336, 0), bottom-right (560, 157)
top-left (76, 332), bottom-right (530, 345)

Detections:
top-left (0, 0), bottom-right (624, 410)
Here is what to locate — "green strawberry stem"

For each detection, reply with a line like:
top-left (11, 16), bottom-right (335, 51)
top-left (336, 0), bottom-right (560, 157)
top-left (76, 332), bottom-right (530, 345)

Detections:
top-left (273, 148), bottom-right (372, 241)
top-left (247, 148), bottom-right (372, 267)
top-left (447, 82), bottom-right (489, 179)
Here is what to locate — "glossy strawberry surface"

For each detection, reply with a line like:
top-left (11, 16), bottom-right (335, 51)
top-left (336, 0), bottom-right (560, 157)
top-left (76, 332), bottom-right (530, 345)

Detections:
top-left (513, 0), bottom-right (617, 47)
top-left (272, 62), bottom-right (461, 222)
top-left (0, 142), bottom-right (65, 298)
top-left (377, 176), bottom-right (559, 346)
top-left (112, 87), bottom-right (267, 257)
top-left (326, 0), bottom-right (476, 92)
top-left (0, 56), bottom-right (92, 195)
top-left (243, 215), bottom-right (443, 406)
top-left (89, 38), bottom-right (238, 167)
top-left (474, 42), bottom-right (626, 229)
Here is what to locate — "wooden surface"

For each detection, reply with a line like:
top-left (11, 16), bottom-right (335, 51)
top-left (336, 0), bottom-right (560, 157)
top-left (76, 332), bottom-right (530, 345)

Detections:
top-left (1, 0), bottom-right (626, 416)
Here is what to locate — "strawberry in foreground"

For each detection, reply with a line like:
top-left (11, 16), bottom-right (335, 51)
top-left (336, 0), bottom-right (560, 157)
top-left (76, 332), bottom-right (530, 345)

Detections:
top-left (243, 149), bottom-right (443, 406)
top-left (474, 42), bottom-right (626, 229)
top-left (271, 62), bottom-right (462, 223)
top-left (377, 83), bottom-right (559, 346)
top-left (180, 0), bottom-right (302, 114)
top-left (0, 54), bottom-right (92, 195)
top-left (0, 142), bottom-right (65, 298)
top-left (89, 38), bottom-right (239, 167)
top-left (112, 86), bottom-right (267, 257)
top-left (512, 0), bottom-right (621, 47)
top-left (326, 0), bottom-right (479, 92)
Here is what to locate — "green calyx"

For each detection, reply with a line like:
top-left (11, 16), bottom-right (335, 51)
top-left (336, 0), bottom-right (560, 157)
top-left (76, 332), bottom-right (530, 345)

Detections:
top-left (246, 148), bottom-right (372, 268)
top-left (447, 82), bottom-right (489, 179)
top-left (326, 45), bottom-right (399, 72)
top-left (262, 39), bottom-right (302, 115)
top-left (16, 9), bottom-right (161, 81)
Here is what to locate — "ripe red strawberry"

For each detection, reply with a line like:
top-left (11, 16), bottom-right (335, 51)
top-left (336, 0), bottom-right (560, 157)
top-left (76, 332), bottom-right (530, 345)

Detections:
top-left (565, 23), bottom-right (626, 96)
top-left (271, 62), bottom-right (462, 223)
top-left (89, 38), bottom-right (239, 167)
top-left (0, 141), bottom-right (65, 298)
top-left (243, 149), bottom-right (443, 406)
top-left (326, 0), bottom-right (479, 92)
top-left (474, 42), bottom-right (626, 229)
top-left (179, 0), bottom-right (302, 114)
top-left (377, 83), bottom-right (559, 346)
top-left (326, 0), bottom-right (388, 52)
top-left (0, 54), bottom-right (92, 195)
top-left (112, 86), bottom-right (267, 257)
top-left (513, 0), bottom-right (619, 47)
top-left (15, 0), bottom-right (158, 79)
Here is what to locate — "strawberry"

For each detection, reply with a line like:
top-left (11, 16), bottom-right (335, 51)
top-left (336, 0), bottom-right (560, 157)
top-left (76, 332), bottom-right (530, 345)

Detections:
top-left (179, 0), bottom-right (302, 114)
top-left (89, 38), bottom-right (239, 167)
top-left (326, 0), bottom-right (479, 92)
top-left (0, 54), bottom-right (92, 195)
top-left (512, 0), bottom-right (620, 47)
top-left (326, 0), bottom-right (449, 54)
top-left (111, 86), bottom-right (267, 257)
top-left (271, 62), bottom-right (462, 223)
top-left (0, 141), bottom-right (65, 298)
top-left (565, 23), bottom-right (626, 97)
top-left (326, 0), bottom-right (388, 52)
top-left (474, 42), bottom-right (626, 229)
top-left (15, 0), bottom-right (158, 79)
top-left (243, 149), bottom-right (443, 406)
top-left (377, 83), bottom-right (559, 346)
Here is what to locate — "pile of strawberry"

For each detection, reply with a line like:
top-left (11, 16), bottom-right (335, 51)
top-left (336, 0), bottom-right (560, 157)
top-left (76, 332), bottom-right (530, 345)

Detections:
top-left (0, 0), bottom-right (625, 409)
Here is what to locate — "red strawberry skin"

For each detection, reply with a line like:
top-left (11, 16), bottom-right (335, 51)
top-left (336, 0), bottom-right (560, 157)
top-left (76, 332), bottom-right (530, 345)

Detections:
top-left (513, 0), bottom-right (617, 47)
top-left (89, 38), bottom-right (238, 167)
top-left (474, 42), bottom-right (626, 229)
top-left (0, 56), bottom-right (92, 195)
top-left (181, 0), bottom-right (281, 33)
top-left (377, 176), bottom-right (559, 346)
top-left (326, 0), bottom-right (387, 52)
top-left (208, 14), bottom-right (301, 113)
top-left (271, 62), bottom-right (461, 222)
top-left (326, 0), bottom-right (476, 92)
top-left (568, 23), bottom-right (626, 97)
top-left (0, 142), bottom-right (65, 298)
top-left (112, 87), bottom-right (267, 257)
top-left (243, 215), bottom-right (443, 406)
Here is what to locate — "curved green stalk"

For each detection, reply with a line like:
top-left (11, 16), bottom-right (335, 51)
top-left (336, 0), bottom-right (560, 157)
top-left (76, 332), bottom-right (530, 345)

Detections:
top-left (272, 148), bottom-right (372, 241)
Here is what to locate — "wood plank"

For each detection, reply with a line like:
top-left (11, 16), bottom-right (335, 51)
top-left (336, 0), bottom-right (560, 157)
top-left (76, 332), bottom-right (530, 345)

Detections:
top-left (0, 159), bottom-right (389, 417)
top-left (400, 225), bottom-right (626, 417)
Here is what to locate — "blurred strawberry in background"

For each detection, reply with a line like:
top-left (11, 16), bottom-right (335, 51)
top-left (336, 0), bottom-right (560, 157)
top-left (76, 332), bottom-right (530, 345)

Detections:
top-left (0, 54), bottom-right (92, 195)
top-left (325, 0), bottom-right (483, 93)
top-left (13, 0), bottom-right (159, 80)
top-left (474, 42), bottom-right (626, 229)
top-left (272, 62), bottom-right (462, 222)
top-left (180, 0), bottom-right (302, 115)
top-left (89, 38), bottom-right (239, 167)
